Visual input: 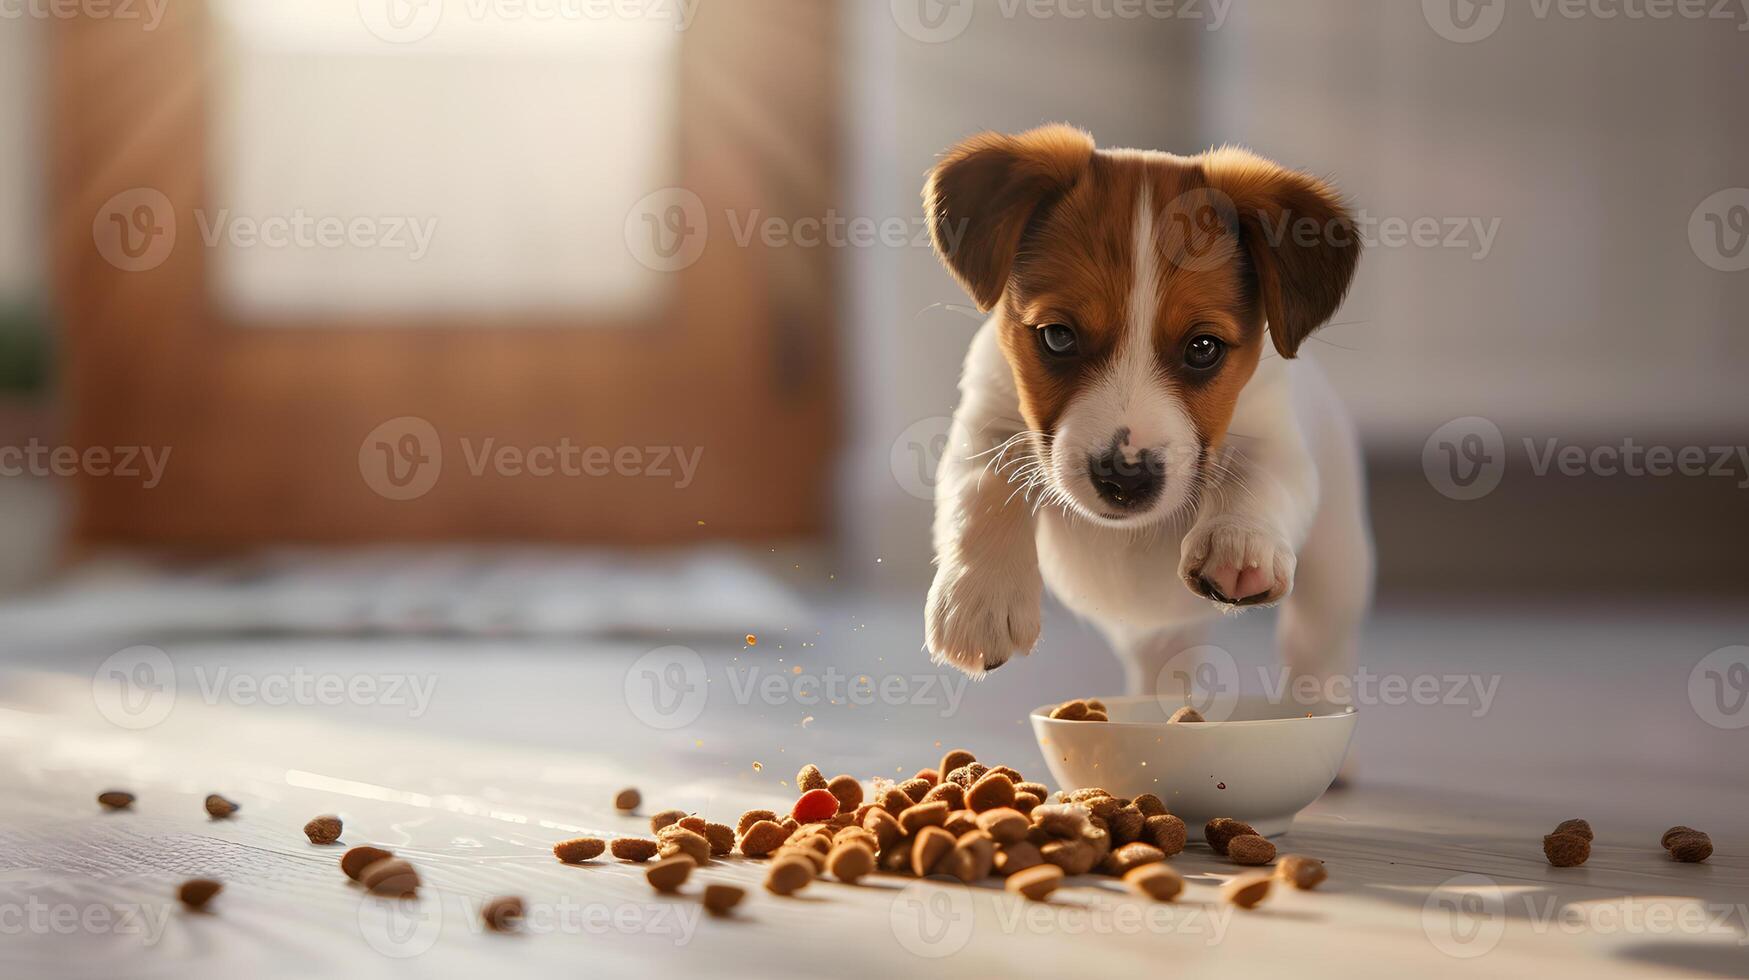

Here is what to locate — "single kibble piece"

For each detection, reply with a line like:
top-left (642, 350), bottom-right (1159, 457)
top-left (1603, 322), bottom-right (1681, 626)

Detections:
top-left (1205, 817), bottom-right (1257, 856)
top-left (1013, 792), bottom-right (1041, 816)
top-left (739, 820), bottom-right (788, 857)
top-left (1222, 873), bottom-right (1273, 909)
top-left (1169, 706), bottom-right (1205, 724)
top-left (1083, 711), bottom-right (1109, 722)
top-left (737, 809), bottom-right (777, 836)
top-left (553, 837), bottom-right (607, 864)
top-left (922, 782), bottom-right (966, 810)
top-left (704, 822), bottom-right (736, 856)
top-left (1228, 835), bottom-right (1277, 866)
top-left (1660, 825), bottom-right (1698, 850)
top-left (1553, 818), bottom-right (1593, 841)
top-left (1125, 863), bottom-right (1184, 902)
top-left (764, 855), bottom-right (815, 895)
top-left (1542, 832), bottom-right (1590, 868)
top-left (863, 808), bottom-right (902, 851)
top-left (482, 896), bottom-right (524, 932)
top-left (1145, 814), bottom-right (1188, 856)
top-left (645, 855), bottom-right (696, 893)
top-left (827, 842), bottom-right (876, 883)
top-left (97, 791), bottom-right (135, 811)
top-left (611, 837), bottom-right (660, 863)
top-left (1132, 793), bottom-right (1168, 817)
top-left (1665, 831), bottom-right (1713, 863)
top-left (361, 858), bottom-right (421, 897)
top-left (205, 794), bottom-right (239, 819)
top-left (178, 878), bottom-right (223, 911)
top-left (1041, 839), bottom-right (1098, 875)
top-left (1105, 842), bottom-right (1166, 875)
top-left (304, 815), bottom-right (343, 845)
top-left (792, 788), bottom-right (840, 823)
top-left (342, 845), bottom-right (395, 880)
top-left (614, 788), bottom-right (642, 812)
top-left (913, 769), bottom-right (942, 788)
top-left (939, 749), bottom-right (977, 775)
top-left (896, 777), bottom-right (934, 803)
top-left (911, 826), bottom-right (955, 876)
top-left (650, 809), bottom-right (687, 833)
top-left (995, 841), bottom-right (1044, 876)
top-left (1276, 855), bottom-right (1328, 890)
top-left (899, 801), bottom-right (951, 835)
top-left (1033, 803), bottom-right (1091, 839)
top-left (1006, 863), bottom-right (1065, 901)
top-left (976, 808), bottom-right (1029, 845)
top-left (988, 765), bottom-right (1025, 783)
top-left (1086, 699), bottom-right (1107, 713)
top-left (1049, 700), bottom-right (1088, 721)
top-left (676, 815), bottom-right (709, 834)
top-left (966, 772), bottom-right (1017, 813)
top-left (827, 775), bottom-right (864, 814)
top-left (657, 826), bottom-right (712, 865)
top-left (1108, 804), bottom-right (1145, 844)
top-left (946, 763), bottom-right (990, 789)
top-left (946, 832), bottom-right (996, 882)
top-left (702, 883), bottom-right (745, 916)
top-left (1016, 781), bottom-right (1051, 801)
top-left (796, 764), bottom-right (829, 793)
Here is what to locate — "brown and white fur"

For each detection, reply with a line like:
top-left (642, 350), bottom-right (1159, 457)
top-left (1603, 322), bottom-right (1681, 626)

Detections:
top-left (922, 125), bottom-right (1372, 696)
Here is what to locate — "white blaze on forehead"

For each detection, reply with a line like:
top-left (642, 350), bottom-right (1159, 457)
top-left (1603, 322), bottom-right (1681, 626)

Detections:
top-left (1076, 187), bottom-right (1197, 461)
top-left (1046, 184), bottom-right (1204, 524)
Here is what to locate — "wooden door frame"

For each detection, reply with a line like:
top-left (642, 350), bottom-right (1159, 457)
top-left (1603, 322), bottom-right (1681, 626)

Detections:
top-left (51, 0), bottom-right (840, 549)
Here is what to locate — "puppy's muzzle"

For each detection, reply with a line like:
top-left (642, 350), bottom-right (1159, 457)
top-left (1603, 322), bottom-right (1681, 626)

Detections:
top-left (1088, 446), bottom-right (1165, 511)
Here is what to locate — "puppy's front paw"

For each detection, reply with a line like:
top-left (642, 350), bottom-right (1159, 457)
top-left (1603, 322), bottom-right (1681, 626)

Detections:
top-left (1179, 517), bottom-right (1296, 608)
top-left (925, 562), bottom-right (1041, 676)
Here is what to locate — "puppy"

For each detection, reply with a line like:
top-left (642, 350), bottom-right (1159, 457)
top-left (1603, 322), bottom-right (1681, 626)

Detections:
top-left (922, 125), bottom-right (1373, 697)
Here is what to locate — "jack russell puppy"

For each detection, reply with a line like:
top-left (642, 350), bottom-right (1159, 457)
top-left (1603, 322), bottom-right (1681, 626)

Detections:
top-left (922, 124), bottom-right (1372, 698)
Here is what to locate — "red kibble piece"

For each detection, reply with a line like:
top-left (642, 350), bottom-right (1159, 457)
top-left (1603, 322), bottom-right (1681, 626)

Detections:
top-left (792, 788), bottom-right (840, 823)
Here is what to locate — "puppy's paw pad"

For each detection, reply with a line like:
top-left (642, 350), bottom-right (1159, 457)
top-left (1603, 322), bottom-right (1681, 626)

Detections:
top-left (1180, 519), bottom-right (1295, 607)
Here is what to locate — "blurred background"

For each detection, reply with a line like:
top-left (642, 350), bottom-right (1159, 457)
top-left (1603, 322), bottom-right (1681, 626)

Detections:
top-left (0, 0), bottom-right (1744, 780)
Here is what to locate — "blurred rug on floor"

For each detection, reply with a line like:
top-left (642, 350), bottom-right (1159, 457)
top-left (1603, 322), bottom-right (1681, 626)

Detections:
top-left (0, 547), bottom-right (807, 640)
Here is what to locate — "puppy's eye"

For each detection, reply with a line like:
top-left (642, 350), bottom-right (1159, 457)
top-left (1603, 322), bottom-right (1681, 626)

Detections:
top-left (1039, 324), bottom-right (1078, 357)
top-left (1184, 335), bottom-right (1226, 370)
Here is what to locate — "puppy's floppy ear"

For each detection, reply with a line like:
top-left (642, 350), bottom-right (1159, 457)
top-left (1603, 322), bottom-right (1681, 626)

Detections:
top-left (1201, 147), bottom-right (1361, 358)
top-left (924, 124), bottom-right (1096, 311)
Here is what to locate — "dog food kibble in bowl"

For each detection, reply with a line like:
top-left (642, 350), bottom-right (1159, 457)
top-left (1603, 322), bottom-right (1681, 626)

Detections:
top-left (1031, 696), bottom-right (1357, 837)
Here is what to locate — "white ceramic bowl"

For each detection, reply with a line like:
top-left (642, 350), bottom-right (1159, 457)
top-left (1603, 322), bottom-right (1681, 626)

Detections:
top-left (1030, 695), bottom-right (1357, 838)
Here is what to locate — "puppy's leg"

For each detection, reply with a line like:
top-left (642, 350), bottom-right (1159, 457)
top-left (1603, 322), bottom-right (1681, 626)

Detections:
top-left (926, 319), bottom-right (1042, 676)
top-left (1107, 623), bottom-right (1212, 698)
top-left (1277, 400), bottom-right (1373, 699)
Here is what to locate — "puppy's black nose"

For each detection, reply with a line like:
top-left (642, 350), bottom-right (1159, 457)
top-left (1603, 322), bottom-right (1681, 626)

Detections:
top-left (1089, 449), bottom-right (1163, 510)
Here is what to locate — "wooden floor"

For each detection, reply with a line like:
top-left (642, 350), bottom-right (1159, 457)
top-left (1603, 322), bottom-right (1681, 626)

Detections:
top-left (0, 592), bottom-right (1744, 979)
